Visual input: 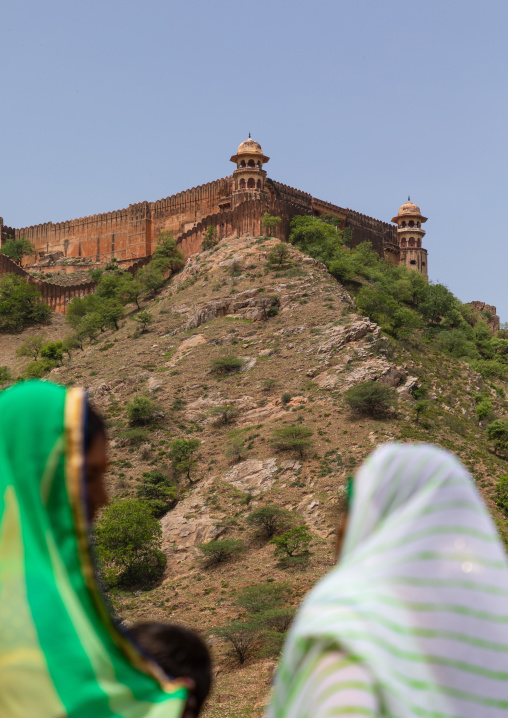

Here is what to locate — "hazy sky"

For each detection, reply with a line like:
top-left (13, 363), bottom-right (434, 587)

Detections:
top-left (1, 0), bottom-right (507, 320)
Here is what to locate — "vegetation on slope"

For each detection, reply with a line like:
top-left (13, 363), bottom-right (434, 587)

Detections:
top-left (1, 227), bottom-right (508, 716)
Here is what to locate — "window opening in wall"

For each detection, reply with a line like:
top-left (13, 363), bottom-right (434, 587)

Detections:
top-left (239, 178), bottom-right (246, 189)
top-left (400, 239), bottom-right (407, 247)
top-left (410, 260), bottom-right (416, 265)
top-left (247, 178), bottom-right (255, 188)
top-left (409, 220), bottom-right (414, 227)
top-left (256, 179), bottom-right (261, 189)
top-left (248, 159), bottom-right (255, 167)
top-left (409, 237), bottom-right (415, 247)
top-left (240, 161), bottom-right (246, 168)
top-left (417, 239), bottom-right (421, 247)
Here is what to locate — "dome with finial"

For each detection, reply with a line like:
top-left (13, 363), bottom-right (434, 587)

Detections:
top-left (230, 136), bottom-right (269, 164)
top-left (391, 197), bottom-right (427, 224)
top-left (237, 137), bottom-right (263, 155)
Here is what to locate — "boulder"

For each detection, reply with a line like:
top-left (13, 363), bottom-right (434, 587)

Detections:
top-left (223, 458), bottom-right (279, 493)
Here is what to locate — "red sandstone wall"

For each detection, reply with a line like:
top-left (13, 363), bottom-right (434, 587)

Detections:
top-left (14, 177), bottom-right (234, 266)
top-left (0, 254), bottom-right (96, 314)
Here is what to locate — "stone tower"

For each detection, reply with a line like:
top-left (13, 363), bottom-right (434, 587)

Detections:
top-left (391, 199), bottom-right (428, 277)
top-left (230, 136), bottom-right (270, 194)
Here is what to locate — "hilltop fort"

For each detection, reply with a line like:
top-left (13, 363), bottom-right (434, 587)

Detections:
top-left (0, 137), bottom-right (428, 277)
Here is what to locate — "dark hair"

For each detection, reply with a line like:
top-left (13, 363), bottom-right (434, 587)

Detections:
top-left (130, 622), bottom-right (211, 714)
top-left (85, 403), bottom-right (106, 451)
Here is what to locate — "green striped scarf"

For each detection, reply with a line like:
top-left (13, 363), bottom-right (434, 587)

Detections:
top-left (267, 443), bottom-right (508, 717)
top-left (0, 381), bottom-right (187, 717)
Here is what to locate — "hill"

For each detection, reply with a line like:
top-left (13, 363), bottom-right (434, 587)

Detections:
top-left (2, 233), bottom-right (508, 717)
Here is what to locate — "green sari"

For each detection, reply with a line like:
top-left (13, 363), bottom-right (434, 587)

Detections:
top-left (0, 380), bottom-right (187, 718)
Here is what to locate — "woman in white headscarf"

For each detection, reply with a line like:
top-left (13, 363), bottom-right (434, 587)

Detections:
top-left (267, 443), bottom-right (508, 718)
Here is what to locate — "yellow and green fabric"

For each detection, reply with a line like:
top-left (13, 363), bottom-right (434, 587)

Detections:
top-left (0, 380), bottom-right (187, 718)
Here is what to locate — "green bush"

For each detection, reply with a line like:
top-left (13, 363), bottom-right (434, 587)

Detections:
top-left (212, 620), bottom-right (259, 665)
top-left (168, 438), bottom-right (200, 481)
top-left (132, 311), bottom-right (153, 332)
top-left (126, 396), bottom-right (159, 426)
top-left (40, 340), bottom-right (64, 364)
top-left (281, 393), bottom-right (292, 405)
top-left (136, 470), bottom-right (177, 517)
top-left (225, 437), bottom-right (248, 463)
top-left (271, 424), bottom-right (313, 458)
top-left (95, 498), bottom-right (166, 587)
top-left (202, 226), bottom-right (219, 250)
top-left (247, 505), bottom-right (295, 539)
top-left (344, 381), bottom-right (397, 418)
top-left (476, 398), bottom-right (494, 423)
top-left (0, 366), bottom-right (12, 385)
top-left (0, 236), bottom-right (34, 265)
top-left (197, 538), bottom-right (244, 565)
top-left (271, 525), bottom-right (312, 559)
top-left (0, 275), bottom-right (51, 333)
top-left (267, 243), bottom-right (290, 267)
top-left (236, 582), bottom-right (288, 615)
top-left (496, 475), bottom-right (508, 518)
top-left (487, 420), bottom-right (508, 457)
top-left (118, 428), bottom-right (150, 446)
top-left (210, 404), bottom-right (239, 425)
top-left (16, 335), bottom-right (44, 361)
top-left (211, 355), bottom-right (244, 375)
top-left (22, 359), bottom-right (57, 379)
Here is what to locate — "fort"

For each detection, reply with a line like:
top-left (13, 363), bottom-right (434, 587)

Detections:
top-left (0, 137), bottom-right (429, 312)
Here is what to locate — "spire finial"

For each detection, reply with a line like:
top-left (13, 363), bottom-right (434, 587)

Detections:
top-left (248, 132), bottom-right (251, 138)
top-left (408, 195), bottom-right (411, 202)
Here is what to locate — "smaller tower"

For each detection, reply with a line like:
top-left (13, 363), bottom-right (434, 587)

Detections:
top-left (230, 137), bottom-right (269, 192)
top-left (391, 198), bottom-right (428, 277)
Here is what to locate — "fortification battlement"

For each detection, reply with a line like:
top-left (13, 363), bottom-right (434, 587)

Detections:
top-left (1, 136), bottom-right (427, 282)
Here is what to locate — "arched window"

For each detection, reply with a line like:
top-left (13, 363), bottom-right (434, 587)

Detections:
top-left (409, 220), bottom-right (414, 227)
top-left (409, 237), bottom-right (415, 247)
top-left (247, 177), bottom-right (255, 188)
top-left (239, 178), bottom-right (246, 189)
top-left (256, 162), bottom-right (261, 168)
top-left (240, 160), bottom-right (246, 168)
top-left (401, 221), bottom-right (406, 228)
top-left (410, 259), bottom-right (417, 265)
top-left (416, 221), bottom-right (420, 227)
top-left (248, 159), bottom-right (255, 167)
top-left (256, 179), bottom-right (262, 189)
top-left (400, 238), bottom-right (407, 248)
top-left (417, 238), bottom-right (421, 248)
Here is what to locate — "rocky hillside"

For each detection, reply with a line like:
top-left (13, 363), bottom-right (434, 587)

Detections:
top-left (2, 234), bottom-right (508, 718)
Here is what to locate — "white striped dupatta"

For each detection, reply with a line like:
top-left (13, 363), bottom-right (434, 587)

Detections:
top-left (267, 443), bottom-right (508, 718)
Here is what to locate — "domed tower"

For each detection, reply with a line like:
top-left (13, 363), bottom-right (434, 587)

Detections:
top-left (230, 136), bottom-right (269, 193)
top-left (391, 198), bottom-right (428, 277)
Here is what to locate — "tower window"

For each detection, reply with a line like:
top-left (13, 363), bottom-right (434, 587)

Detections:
top-left (248, 159), bottom-right (255, 167)
top-left (409, 237), bottom-right (415, 247)
top-left (400, 238), bottom-right (407, 247)
top-left (247, 177), bottom-right (255, 188)
top-left (239, 178), bottom-right (246, 189)
top-left (410, 260), bottom-right (416, 265)
top-left (401, 221), bottom-right (406, 228)
top-left (256, 179), bottom-right (261, 189)
top-left (240, 160), bottom-right (246, 168)
top-left (417, 238), bottom-right (421, 247)
top-left (409, 220), bottom-right (414, 227)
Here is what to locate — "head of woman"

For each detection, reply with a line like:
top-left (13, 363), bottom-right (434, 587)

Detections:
top-left (270, 443), bottom-right (508, 718)
top-left (0, 380), bottom-right (188, 717)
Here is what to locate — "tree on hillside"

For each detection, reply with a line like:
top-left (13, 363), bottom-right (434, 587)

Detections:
top-left (267, 242), bottom-right (290, 267)
top-left (136, 470), bottom-right (177, 517)
top-left (0, 236), bottom-right (34, 265)
top-left (95, 498), bottom-right (166, 586)
top-left (271, 424), bottom-right (313, 459)
top-left (0, 275), bottom-right (51, 333)
top-left (151, 231), bottom-right (185, 272)
top-left (202, 226), bottom-right (219, 250)
top-left (40, 341), bottom-right (64, 365)
top-left (344, 381), bottom-right (397, 418)
top-left (168, 438), bottom-right (200, 481)
top-left (262, 213), bottom-right (282, 236)
top-left (247, 505), bottom-right (295, 539)
top-left (16, 335), bottom-right (45, 361)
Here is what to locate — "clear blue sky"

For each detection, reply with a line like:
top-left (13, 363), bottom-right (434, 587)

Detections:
top-left (1, 0), bottom-right (507, 320)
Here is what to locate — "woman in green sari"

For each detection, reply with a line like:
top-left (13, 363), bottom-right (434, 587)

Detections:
top-left (0, 380), bottom-right (188, 718)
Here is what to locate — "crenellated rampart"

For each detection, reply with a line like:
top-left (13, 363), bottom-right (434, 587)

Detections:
top-left (0, 254), bottom-right (96, 314)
